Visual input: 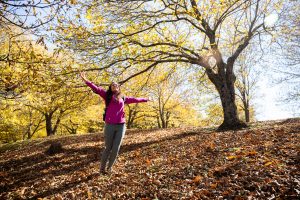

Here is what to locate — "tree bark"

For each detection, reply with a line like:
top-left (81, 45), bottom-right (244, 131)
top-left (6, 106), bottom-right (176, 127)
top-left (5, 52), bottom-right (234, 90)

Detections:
top-left (241, 85), bottom-right (250, 123)
top-left (157, 115), bottom-right (161, 128)
top-left (127, 107), bottom-right (138, 129)
top-left (26, 111), bottom-right (33, 139)
top-left (127, 107), bottom-right (133, 129)
top-left (245, 105), bottom-right (250, 123)
top-left (45, 114), bottom-right (54, 136)
top-left (158, 106), bottom-right (165, 128)
top-left (45, 109), bottom-right (63, 136)
top-left (160, 111), bottom-right (167, 128)
top-left (53, 118), bottom-right (61, 134)
top-left (166, 111), bottom-right (171, 128)
top-left (206, 63), bottom-right (247, 131)
top-left (217, 85), bottom-right (246, 130)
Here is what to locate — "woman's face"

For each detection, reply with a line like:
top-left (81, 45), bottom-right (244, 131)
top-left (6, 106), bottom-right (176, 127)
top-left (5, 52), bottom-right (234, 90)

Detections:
top-left (111, 82), bottom-right (120, 93)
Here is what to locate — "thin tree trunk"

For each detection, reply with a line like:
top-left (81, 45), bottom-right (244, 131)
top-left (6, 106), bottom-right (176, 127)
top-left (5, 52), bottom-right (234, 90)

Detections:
top-left (245, 104), bottom-right (250, 123)
top-left (166, 111), bottom-right (170, 128)
top-left (241, 87), bottom-right (250, 123)
top-left (127, 106), bottom-right (139, 129)
top-left (53, 118), bottom-right (61, 134)
top-left (26, 111), bottom-right (33, 140)
top-left (157, 115), bottom-right (161, 128)
top-left (27, 125), bottom-right (32, 139)
top-left (127, 108), bottom-right (133, 129)
top-left (160, 111), bottom-right (166, 128)
top-left (45, 114), bottom-right (54, 136)
top-left (158, 105), bottom-right (166, 128)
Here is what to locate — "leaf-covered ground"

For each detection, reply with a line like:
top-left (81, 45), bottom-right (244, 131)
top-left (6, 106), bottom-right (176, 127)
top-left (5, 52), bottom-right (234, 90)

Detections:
top-left (0, 119), bottom-right (299, 199)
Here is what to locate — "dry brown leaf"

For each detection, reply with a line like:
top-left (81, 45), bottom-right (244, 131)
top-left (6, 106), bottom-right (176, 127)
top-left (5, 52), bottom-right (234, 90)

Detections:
top-left (226, 155), bottom-right (237, 160)
top-left (193, 175), bottom-right (202, 183)
top-left (145, 159), bottom-right (151, 166)
top-left (247, 150), bottom-right (258, 156)
top-left (210, 183), bottom-right (218, 189)
top-left (264, 161), bottom-right (273, 166)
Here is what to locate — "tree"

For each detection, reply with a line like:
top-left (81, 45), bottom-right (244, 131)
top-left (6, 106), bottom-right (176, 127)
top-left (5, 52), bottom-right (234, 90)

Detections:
top-left (121, 64), bottom-right (201, 129)
top-left (273, 0), bottom-right (300, 114)
top-left (138, 64), bottom-right (201, 128)
top-left (0, 27), bottom-right (36, 99)
top-left (146, 68), bottom-right (189, 128)
top-left (0, 0), bottom-right (70, 30)
top-left (23, 63), bottom-right (91, 136)
top-left (0, 25), bottom-right (91, 139)
top-left (122, 76), bottom-right (155, 129)
top-left (18, 106), bottom-right (45, 139)
top-left (0, 29), bottom-right (92, 137)
top-left (0, 100), bottom-right (22, 142)
top-left (204, 101), bottom-right (255, 126)
top-left (55, 0), bottom-right (282, 130)
top-left (0, 0), bottom-right (77, 98)
top-left (1, 101), bottom-right (45, 140)
top-left (235, 47), bottom-right (261, 122)
top-left (0, 25), bottom-right (62, 99)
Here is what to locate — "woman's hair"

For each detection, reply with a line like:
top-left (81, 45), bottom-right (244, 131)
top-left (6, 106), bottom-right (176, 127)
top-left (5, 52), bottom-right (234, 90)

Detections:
top-left (105, 82), bottom-right (122, 106)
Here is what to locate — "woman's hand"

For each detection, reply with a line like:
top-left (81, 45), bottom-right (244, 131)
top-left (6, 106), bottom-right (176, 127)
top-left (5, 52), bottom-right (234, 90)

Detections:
top-left (147, 97), bottom-right (153, 102)
top-left (80, 71), bottom-right (88, 82)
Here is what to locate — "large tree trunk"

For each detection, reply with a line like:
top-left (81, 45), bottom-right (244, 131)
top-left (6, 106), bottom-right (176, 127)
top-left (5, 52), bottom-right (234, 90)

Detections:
top-left (218, 85), bottom-right (245, 130)
top-left (206, 62), bottom-right (247, 131)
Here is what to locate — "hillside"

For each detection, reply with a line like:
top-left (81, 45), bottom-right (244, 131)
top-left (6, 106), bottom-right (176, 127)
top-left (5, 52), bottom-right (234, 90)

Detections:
top-left (0, 119), bottom-right (299, 199)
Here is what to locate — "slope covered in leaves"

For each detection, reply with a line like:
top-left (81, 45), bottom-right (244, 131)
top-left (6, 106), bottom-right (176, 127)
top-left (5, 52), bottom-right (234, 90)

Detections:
top-left (0, 119), bottom-right (299, 199)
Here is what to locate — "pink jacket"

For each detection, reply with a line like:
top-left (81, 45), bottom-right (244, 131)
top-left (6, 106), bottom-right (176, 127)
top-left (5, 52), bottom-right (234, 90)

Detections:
top-left (85, 81), bottom-right (148, 124)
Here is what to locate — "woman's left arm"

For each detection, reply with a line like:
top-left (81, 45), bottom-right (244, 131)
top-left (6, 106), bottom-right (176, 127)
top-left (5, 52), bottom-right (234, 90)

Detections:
top-left (124, 97), bottom-right (150, 104)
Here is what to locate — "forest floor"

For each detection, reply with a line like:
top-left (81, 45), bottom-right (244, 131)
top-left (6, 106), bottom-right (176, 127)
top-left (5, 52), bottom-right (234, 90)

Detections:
top-left (0, 118), bottom-right (299, 200)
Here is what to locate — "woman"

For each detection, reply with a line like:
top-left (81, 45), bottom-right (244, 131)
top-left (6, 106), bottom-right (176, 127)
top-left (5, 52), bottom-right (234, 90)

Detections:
top-left (80, 72), bottom-right (150, 175)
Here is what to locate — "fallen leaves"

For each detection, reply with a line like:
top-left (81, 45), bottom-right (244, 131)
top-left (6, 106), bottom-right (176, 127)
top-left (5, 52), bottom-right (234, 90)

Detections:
top-left (0, 120), bottom-right (299, 199)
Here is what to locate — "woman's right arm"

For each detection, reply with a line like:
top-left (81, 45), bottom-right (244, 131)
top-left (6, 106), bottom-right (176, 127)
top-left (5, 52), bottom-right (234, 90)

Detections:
top-left (80, 72), bottom-right (106, 98)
